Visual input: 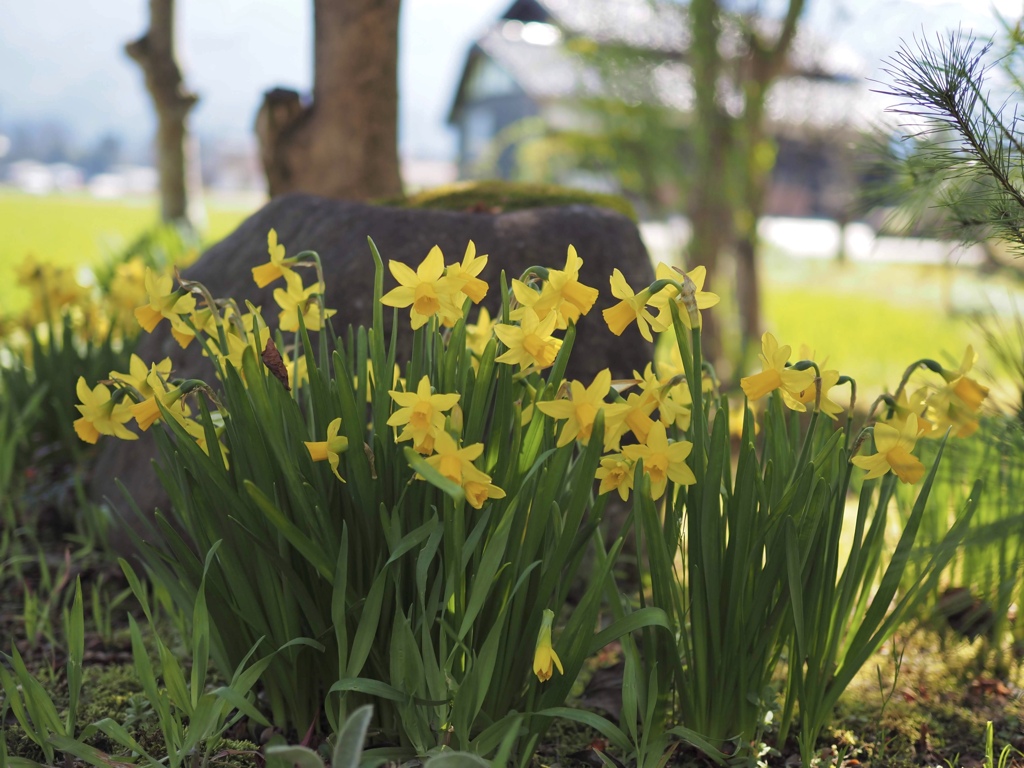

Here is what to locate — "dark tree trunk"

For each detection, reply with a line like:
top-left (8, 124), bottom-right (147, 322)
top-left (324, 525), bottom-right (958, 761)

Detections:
top-left (256, 0), bottom-right (404, 201)
top-left (126, 0), bottom-right (197, 226)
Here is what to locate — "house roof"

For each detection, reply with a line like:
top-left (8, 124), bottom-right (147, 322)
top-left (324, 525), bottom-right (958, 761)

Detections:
top-left (449, 0), bottom-right (884, 137)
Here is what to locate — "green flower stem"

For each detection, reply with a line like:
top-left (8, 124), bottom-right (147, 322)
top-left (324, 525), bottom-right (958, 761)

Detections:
top-left (791, 361), bottom-right (822, 480)
top-left (892, 358), bottom-right (945, 402)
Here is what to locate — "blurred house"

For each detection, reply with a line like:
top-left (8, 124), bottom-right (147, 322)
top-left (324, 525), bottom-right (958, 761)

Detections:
top-left (448, 0), bottom-right (885, 221)
top-left (6, 160), bottom-right (84, 194)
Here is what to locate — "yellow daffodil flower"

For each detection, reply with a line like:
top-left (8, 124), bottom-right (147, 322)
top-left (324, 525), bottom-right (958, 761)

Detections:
top-left (441, 241), bottom-right (489, 305)
top-left (462, 471), bottom-right (506, 509)
top-left (109, 355), bottom-right (173, 399)
top-left (631, 363), bottom-right (692, 430)
top-left (134, 268), bottom-right (196, 333)
top-left (852, 412), bottom-right (926, 484)
top-left (423, 429), bottom-right (481, 481)
top-left (130, 372), bottom-right (188, 431)
top-left (782, 368), bottom-right (845, 419)
top-left (380, 246), bottom-right (461, 330)
top-left (740, 332), bottom-right (816, 408)
top-left (466, 305), bottom-right (497, 359)
top-left (595, 453), bottom-right (634, 501)
top-left (274, 271), bottom-right (336, 332)
top-left (204, 333), bottom-right (251, 375)
top-left (537, 369), bottom-right (612, 447)
top-left (941, 345), bottom-right (989, 413)
top-left (493, 307), bottom-right (563, 371)
top-left (728, 400), bottom-right (761, 439)
top-left (621, 421), bottom-right (696, 500)
top-left (108, 257), bottom-right (147, 325)
top-left (602, 269), bottom-right (666, 342)
top-left (252, 229), bottom-right (298, 288)
top-left (649, 263), bottom-right (720, 330)
top-left (304, 417), bottom-right (349, 482)
top-left (511, 246), bottom-right (599, 330)
top-left (388, 375), bottom-right (460, 455)
top-left (532, 609), bottom-right (563, 683)
top-left (418, 431), bottom-right (504, 508)
top-left (886, 388), bottom-right (936, 438)
top-left (603, 391), bottom-right (658, 450)
top-left (73, 377), bottom-right (137, 444)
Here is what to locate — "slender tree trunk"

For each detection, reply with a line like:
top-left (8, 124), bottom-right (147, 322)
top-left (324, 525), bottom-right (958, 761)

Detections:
top-left (257, 0), bottom-right (404, 200)
top-left (687, 0), bottom-right (733, 363)
top-left (732, 0), bottom-right (806, 362)
top-left (126, 0), bottom-right (197, 226)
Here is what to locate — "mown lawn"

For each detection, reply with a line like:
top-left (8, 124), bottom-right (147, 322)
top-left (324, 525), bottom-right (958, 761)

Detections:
top-left (761, 251), bottom-right (1024, 395)
top-left (0, 190), bottom-right (256, 313)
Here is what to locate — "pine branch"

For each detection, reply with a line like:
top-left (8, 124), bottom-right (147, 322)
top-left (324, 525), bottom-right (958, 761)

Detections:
top-left (876, 28), bottom-right (1024, 253)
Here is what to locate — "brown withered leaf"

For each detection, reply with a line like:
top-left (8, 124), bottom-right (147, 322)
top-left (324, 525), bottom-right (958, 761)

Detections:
top-left (261, 338), bottom-right (290, 391)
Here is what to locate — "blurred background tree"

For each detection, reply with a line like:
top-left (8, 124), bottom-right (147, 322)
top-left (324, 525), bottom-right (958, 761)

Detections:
top-left (255, 0), bottom-right (403, 201)
top-left (469, 0), bottom-right (851, 373)
top-left (126, 0), bottom-right (198, 228)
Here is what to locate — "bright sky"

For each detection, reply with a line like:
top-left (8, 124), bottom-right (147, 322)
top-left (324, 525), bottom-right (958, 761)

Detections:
top-left (0, 0), bottom-right (1017, 161)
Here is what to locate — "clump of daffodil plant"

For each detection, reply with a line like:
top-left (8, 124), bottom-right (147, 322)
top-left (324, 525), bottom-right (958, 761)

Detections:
top-left (77, 231), bottom-right (668, 759)
top-left (582, 268), bottom-right (979, 765)
top-left (75, 229), bottom-right (982, 766)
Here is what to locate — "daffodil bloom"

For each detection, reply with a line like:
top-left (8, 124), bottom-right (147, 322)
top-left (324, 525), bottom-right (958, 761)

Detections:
top-left (204, 333), bottom-right (251, 374)
top-left (108, 257), bottom-right (147, 324)
top-left (251, 229), bottom-right (298, 288)
top-left (462, 470), bottom-right (506, 509)
top-left (602, 269), bottom-right (666, 342)
top-left (851, 412), bottom-right (925, 484)
top-left (73, 378), bottom-right (137, 444)
top-left (274, 271), bottom-right (336, 332)
top-left (603, 391), bottom-right (658, 450)
top-left (179, 415), bottom-right (230, 468)
top-left (537, 369), bottom-right (612, 447)
top-left (740, 332), bottom-right (816, 408)
top-left (887, 388), bottom-right (936, 438)
top-left (728, 400), bottom-right (760, 439)
top-left (927, 391), bottom-right (980, 438)
top-left (388, 375), bottom-right (460, 455)
top-left (532, 609), bottom-right (563, 683)
top-left (441, 241), bottom-right (489, 304)
top-left (649, 263), bottom-right (720, 330)
top-left (423, 430), bottom-right (484, 484)
top-left (277, 348), bottom-right (309, 392)
top-left (380, 246), bottom-right (462, 330)
top-left (493, 307), bottom-right (563, 371)
top-left (418, 431), bottom-right (504, 507)
top-left (621, 421), bottom-right (696, 500)
top-left (109, 355), bottom-right (173, 399)
top-left (634, 364), bottom-right (693, 431)
top-left (782, 368), bottom-right (845, 419)
top-left (134, 268), bottom-right (196, 333)
top-left (511, 246), bottom-right (599, 329)
top-left (940, 345), bottom-right (989, 413)
top-left (130, 372), bottom-right (188, 431)
top-left (304, 417), bottom-right (349, 482)
top-left (596, 453), bottom-right (634, 501)
top-left (465, 305), bottom-right (497, 358)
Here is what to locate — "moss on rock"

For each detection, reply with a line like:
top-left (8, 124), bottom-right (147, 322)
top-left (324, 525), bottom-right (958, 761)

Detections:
top-left (383, 180), bottom-right (638, 222)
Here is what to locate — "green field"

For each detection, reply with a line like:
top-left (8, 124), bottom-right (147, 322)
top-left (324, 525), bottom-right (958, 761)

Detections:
top-left (0, 190), bottom-right (255, 313)
top-left (2, 190), bottom-right (1021, 399)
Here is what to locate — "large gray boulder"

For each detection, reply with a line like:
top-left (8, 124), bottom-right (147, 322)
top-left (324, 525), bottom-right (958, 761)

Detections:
top-left (91, 194), bottom-right (655, 543)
